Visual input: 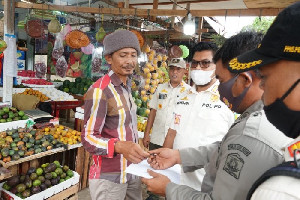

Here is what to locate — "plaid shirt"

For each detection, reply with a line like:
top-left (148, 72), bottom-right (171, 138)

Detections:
top-left (82, 70), bottom-right (138, 184)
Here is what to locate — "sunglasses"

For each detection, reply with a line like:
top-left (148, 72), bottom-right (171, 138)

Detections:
top-left (190, 60), bottom-right (212, 69)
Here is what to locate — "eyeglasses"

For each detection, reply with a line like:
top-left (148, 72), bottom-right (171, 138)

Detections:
top-left (190, 60), bottom-right (212, 69)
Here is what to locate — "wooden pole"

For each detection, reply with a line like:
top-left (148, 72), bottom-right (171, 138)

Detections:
top-left (198, 17), bottom-right (204, 42)
top-left (3, 0), bottom-right (15, 104)
top-left (151, 0), bottom-right (159, 21)
top-left (171, 0), bottom-right (177, 28)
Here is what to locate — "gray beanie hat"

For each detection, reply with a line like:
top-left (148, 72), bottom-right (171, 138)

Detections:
top-left (103, 29), bottom-right (141, 56)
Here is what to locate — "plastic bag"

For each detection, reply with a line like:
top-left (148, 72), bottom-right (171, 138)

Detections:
top-left (91, 48), bottom-right (102, 73)
top-left (52, 34), bottom-right (64, 59)
top-left (62, 24), bottom-right (72, 40)
top-left (55, 56), bottom-right (68, 77)
top-left (34, 62), bottom-right (47, 78)
top-left (81, 43), bottom-right (94, 55)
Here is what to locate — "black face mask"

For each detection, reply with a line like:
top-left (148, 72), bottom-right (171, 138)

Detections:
top-left (263, 79), bottom-right (300, 139)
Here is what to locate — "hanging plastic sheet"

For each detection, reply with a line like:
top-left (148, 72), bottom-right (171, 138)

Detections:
top-left (3, 34), bottom-right (17, 77)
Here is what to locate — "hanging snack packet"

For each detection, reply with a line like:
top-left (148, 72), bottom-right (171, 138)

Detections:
top-left (52, 34), bottom-right (64, 59)
top-left (55, 56), bottom-right (68, 77)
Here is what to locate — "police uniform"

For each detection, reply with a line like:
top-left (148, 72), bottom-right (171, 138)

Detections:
top-left (166, 101), bottom-right (292, 200)
top-left (148, 81), bottom-right (191, 147)
top-left (170, 80), bottom-right (234, 191)
top-left (250, 137), bottom-right (300, 200)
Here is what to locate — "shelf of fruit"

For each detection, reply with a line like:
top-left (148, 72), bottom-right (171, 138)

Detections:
top-left (0, 127), bottom-right (66, 168)
top-left (19, 88), bottom-right (75, 102)
top-left (0, 107), bottom-right (31, 132)
top-left (58, 77), bottom-right (94, 96)
top-left (21, 79), bottom-right (55, 88)
top-left (41, 125), bottom-right (82, 149)
top-left (1, 161), bottom-right (79, 200)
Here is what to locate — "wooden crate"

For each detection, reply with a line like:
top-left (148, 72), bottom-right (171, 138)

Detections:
top-left (75, 147), bottom-right (91, 190)
top-left (47, 184), bottom-right (79, 200)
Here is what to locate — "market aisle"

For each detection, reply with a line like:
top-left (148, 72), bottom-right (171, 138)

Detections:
top-left (78, 187), bottom-right (92, 200)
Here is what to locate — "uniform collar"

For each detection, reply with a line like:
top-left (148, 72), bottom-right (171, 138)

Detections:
top-left (191, 80), bottom-right (220, 95)
top-left (168, 81), bottom-right (185, 89)
top-left (108, 70), bottom-right (131, 88)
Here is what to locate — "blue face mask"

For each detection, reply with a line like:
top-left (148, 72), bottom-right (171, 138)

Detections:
top-left (218, 74), bottom-right (250, 113)
top-left (263, 79), bottom-right (300, 139)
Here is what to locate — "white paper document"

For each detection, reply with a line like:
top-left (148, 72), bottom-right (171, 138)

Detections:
top-left (125, 160), bottom-right (181, 184)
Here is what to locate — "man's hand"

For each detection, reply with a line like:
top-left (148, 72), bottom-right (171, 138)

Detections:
top-left (141, 170), bottom-right (170, 196)
top-left (148, 148), bottom-right (181, 170)
top-left (143, 134), bottom-right (150, 148)
top-left (114, 141), bottom-right (150, 163)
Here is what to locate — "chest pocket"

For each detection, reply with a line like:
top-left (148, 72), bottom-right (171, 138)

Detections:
top-left (107, 98), bottom-right (127, 116)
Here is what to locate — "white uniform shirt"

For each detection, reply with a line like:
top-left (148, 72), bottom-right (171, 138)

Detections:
top-left (170, 80), bottom-right (234, 191)
top-left (149, 81), bottom-right (191, 146)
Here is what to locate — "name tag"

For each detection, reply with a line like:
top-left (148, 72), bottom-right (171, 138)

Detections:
top-left (159, 93), bottom-right (167, 99)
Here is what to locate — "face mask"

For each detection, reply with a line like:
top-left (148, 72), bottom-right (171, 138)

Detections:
top-left (264, 79), bottom-right (300, 139)
top-left (190, 69), bottom-right (215, 86)
top-left (218, 75), bottom-right (250, 113)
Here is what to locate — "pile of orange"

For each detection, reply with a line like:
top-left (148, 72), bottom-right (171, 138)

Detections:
top-left (21, 88), bottom-right (49, 102)
top-left (44, 125), bottom-right (81, 145)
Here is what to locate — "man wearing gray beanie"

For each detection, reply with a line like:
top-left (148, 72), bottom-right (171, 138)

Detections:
top-left (82, 29), bottom-right (149, 200)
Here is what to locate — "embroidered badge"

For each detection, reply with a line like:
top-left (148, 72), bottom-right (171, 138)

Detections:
top-left (228, 144), bottom-right (251, 156)
top-left (180, 87), bottom-right (185, 93)
top-left (210, 94), bottom-right (219, 102)
top-left (181, 96), bottom-right (188, 101)
top-left (174, 114), bottom-right (181, 125)
top-left (284, 46), bottom-right (300, 53)
top-left (223, 153), bottom-right (244, 179)
top-left (287, 141), bottom-right (300, 157)
top-left (229, 57), bottom-right (262, 70)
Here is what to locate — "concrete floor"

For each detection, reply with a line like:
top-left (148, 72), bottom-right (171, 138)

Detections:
top-left (78, 187), bottom-right (92, 200)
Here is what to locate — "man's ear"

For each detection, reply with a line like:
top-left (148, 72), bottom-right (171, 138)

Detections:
top-left (105, 54), bottom-right (112, 64)
top-left (238, 72), bottom-right (252, 88)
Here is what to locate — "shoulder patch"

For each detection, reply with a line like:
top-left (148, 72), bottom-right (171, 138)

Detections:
top-left (93, 75), bottom-right (110, 89)
top-left (288, 141), bottom-right (300, 157)
top-left (223, 153), bottom-right (244, 179)
top-left (180, 87), bottom-right (186, 93)
top-left (210, 94), bottom-right (219, 102)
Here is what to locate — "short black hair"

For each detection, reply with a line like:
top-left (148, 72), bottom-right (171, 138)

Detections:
top-left (189, 42), bottom-right (218, 61)
top-left (213, 31), bottom-right (264, 65)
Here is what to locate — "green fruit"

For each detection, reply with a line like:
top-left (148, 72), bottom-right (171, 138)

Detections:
top-left (3, 107), bottom-right (9, 113)
top-left (63, 88), bottom-right (70, 93)
top-left (18, 150), bottom-right (25, 157)
top-left (2, 182), bottom-right (11, 190)
top-left (59, 179), bottom-right (65, 183)
top-left (51, 172), bottom-right (57, 179)
top-left (53, 161), bottom-right (60, 168)
top-left (36, 168), bottom-right (43, 176)
top-left (32, 179), bottom-right (41, 187)
top-left (9, 149), bottom-right (15, 156)
top-left (60, 172), bottom-right (66, 179)
top-left (1, 148), bottom-right (9, 157)
top-left (12, 154), bottom-right (20, 161)
top-left (18, 111), bottom-right (25, 117)
top-left (45, 173), bottom-right (52, 180)
top-left (38, 176), bottom-right (45, 183)
top-left (16, 183), bottom-right (26, 193)
top-left (6, 118), bottom-right (12, 122)
top-left (22, 115), bottom-right (29, 120)
top-left (66, 170), bottom-right (74, 177)
top-left (62, 165), bottom-right (69, 172)
top-left (30, 173), bottom-right (38, 180)
top-left (55, 168), bottom-right (63, 176)
top-left (41, 163), bottom-right (49, 168)
top-left (22, 189), bottom-right (31, 198)
top-left (0, 110), bottom-right (4, 116)
top-left (0, 119), bottom-right (6, 123)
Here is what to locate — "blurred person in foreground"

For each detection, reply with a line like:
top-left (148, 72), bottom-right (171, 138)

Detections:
top-left (141, 31), bottom-right (292, 200)
top-left (227, 3), bottom-right (300, 200)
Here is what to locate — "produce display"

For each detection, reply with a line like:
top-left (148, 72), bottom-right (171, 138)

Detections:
top-left (58, 77), bottom-right (94, 95)
top-left (132, 90), bottom-right (150, 118)
top-left (21, 79), bottom-right (53, 85)
top-left (20, 89), bottom-right (50, 102)
top-left (17, 70), bottom-right (36, 78)
top-left (42, 125), bottom-right (81, 145)
top-left (0, 107), bottom-right (29, 123)
top-left (19, 88), bottom-right (74, 101)
top-left (2, 161), bottom-right (74, 198)
top-left (137, 116), bottom-right (148, 133)
top-left (0, 128), bottom-right (66, 163)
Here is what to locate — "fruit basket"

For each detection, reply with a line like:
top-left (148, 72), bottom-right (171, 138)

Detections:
top-left (0, 162), bottom-right (79, 200)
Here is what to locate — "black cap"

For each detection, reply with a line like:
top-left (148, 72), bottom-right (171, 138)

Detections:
top-left (228, 2), bottom-right (300, 73)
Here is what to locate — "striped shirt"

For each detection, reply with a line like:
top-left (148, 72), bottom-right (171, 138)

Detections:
top-left (82, 70), bottom-right (138, 184)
